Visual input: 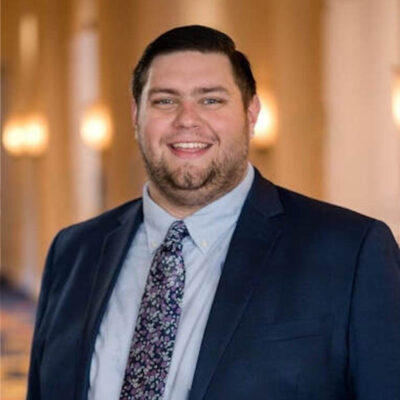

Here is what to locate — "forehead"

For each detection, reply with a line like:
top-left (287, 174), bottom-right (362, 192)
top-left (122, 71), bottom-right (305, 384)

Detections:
top-left (144, 51), bottom-right (238, 91)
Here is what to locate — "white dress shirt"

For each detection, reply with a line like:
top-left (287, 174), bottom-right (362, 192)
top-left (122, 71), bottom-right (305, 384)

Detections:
top-left (88, 165), bottom-right (254, 400)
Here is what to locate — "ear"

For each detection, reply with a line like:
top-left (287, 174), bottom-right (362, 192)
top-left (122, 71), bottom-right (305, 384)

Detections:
top-left (247, 95), bottom-right (261, 137)
top-left (131, 100), bottom-right (139, 139)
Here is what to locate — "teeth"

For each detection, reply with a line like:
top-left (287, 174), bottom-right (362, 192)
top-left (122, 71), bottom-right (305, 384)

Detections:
top-left (172, 142), bottom-right (209, 149)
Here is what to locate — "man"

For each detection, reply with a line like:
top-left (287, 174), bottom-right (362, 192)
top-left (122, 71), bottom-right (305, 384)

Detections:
top-left (27, 25), bottom-right (400, 400)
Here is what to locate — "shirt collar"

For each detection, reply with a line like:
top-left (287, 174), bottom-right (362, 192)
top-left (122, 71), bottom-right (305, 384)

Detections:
top-left (142, 163), bottom-right (255, 254)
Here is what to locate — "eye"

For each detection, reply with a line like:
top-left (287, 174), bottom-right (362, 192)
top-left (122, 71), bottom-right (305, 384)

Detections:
top-left (152, 98), bottom-right (177, 107)
top-left (202, 98), bottom-right (225, 106)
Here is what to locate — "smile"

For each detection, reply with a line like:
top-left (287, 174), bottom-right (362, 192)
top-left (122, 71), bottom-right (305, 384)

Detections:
top-left (170, 142), bottom-right (211, 150)
top-left (168, 141), bottom-right (213, 159)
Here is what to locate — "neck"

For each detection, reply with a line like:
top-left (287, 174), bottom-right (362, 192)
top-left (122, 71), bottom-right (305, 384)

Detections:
top-left (147, 183), bottom-right (201, 219)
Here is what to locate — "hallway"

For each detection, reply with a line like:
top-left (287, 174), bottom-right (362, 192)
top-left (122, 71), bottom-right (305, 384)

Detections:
top-left (1, 282), bottom-right (35, 399)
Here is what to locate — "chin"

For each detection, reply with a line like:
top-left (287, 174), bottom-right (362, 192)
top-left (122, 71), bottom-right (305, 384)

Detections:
top-left (167, 164), bottom-right (215, 191)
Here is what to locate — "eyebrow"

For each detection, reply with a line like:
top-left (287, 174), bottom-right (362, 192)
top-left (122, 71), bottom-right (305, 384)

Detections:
top-left (148, 88), bottom-right (180, 97)
top-left (147, 86), bottom-right (230, 97)
top-left (193, 86), bottom-right (230, 95)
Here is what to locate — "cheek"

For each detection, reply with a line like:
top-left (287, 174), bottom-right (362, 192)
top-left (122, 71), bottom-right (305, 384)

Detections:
top-left (211, 115), bottom-right (248, 144)
top-left (202, 112), bottom-right (234, 134)
top-left (140, 117), bottom-right (170, 148)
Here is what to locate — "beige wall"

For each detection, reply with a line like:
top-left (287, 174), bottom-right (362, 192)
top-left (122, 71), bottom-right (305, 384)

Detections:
top-left (2, 0), bottom-right (73, 291)
top-left (324, 0), bottom-right (400, 240)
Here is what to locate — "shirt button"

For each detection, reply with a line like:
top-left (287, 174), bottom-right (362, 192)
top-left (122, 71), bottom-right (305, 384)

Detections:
top-left (201, 240), bottom-right (208, 248)
top-left (151, 241), bottom-right (157, 249)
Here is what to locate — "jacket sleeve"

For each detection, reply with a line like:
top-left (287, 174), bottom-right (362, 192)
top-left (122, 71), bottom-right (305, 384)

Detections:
top-left (348, 220), bottom-right (400, 399)
top-left (26, 230), bottom-right (64, 400)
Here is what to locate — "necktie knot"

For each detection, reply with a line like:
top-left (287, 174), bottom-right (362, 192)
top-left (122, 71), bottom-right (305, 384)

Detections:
top-left (164, 220), bottom-right (189, 244)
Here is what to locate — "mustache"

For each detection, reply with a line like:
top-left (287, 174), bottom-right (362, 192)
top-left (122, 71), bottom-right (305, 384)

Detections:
top-left (164, 130), bottom-right (219, 144)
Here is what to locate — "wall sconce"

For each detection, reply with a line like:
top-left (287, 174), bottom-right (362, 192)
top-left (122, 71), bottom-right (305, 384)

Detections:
top-left (2, 114), bottom-right (49, 157)
top-left (252, 93), bottom-right (277, 151)
top-left (392, 66), bottom-right (400, 130)
top-left (80, 104), bottom-right (112, 151)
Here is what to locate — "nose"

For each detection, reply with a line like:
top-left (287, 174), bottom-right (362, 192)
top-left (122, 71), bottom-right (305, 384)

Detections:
top-left (173, 101), bottom-right (201, 129)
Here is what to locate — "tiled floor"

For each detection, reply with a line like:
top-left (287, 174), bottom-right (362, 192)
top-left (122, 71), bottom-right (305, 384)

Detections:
top-left (1, 284), bottom-right (36, 400)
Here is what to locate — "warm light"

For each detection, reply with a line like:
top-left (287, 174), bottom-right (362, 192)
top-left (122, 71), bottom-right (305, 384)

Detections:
top-left (2, 115), bottom-right (48, 157)
top-left (80, 105), bottom-right (112, 150)
top-left (24, 116), bottom-right (49, 156)
top-left (2, 119), bottom-right (26, 156)
top-left (253, 94), bottom-right (277, 150)
top-left (393, 67), bottom-right (400, 130)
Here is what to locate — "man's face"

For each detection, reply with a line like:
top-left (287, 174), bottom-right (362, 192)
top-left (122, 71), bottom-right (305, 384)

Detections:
top-left (134, 51), bottom-right (260, 215)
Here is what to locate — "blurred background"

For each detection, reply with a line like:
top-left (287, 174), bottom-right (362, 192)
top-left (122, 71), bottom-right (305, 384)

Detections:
top-left (1, 0), bottom-right (400, 398)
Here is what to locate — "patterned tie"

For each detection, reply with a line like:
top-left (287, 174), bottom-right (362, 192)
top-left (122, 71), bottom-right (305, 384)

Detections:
top-left (120, 220), bottom-right (189, 400)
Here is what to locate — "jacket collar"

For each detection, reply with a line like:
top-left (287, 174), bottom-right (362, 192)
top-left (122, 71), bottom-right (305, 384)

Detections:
top-left (76, 200), bottom-right (144, 400)
top-left (189, 170), bottom-right (285, 400)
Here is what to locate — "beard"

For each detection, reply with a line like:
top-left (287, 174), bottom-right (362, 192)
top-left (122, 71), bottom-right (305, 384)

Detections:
top-left (138, 132), bottom-right (250, 209)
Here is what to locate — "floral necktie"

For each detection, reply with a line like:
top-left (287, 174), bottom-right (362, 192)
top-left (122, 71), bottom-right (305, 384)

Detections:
top-left (120, 220), bottom-right (189, 400)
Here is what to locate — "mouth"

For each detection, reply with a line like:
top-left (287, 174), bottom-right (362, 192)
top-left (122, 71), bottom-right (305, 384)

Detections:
top-left (168, 141), bottom-right (213, 159)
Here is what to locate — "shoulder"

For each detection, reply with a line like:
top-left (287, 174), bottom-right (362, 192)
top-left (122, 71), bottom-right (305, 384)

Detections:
top-left (275, 184), bottom-right (397, 250)
top-left (252, 171), bottom-right (374, 227)
top-left (251, 172), bottom-right (395, 249)
top-left (277, 184), bottom-right (372, 226)
top-left (54, 197), bottom-right (143, 249)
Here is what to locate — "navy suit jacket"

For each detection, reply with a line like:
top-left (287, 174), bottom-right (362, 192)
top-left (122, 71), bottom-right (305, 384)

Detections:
top-left (27, 171), bottom-right (400, 399)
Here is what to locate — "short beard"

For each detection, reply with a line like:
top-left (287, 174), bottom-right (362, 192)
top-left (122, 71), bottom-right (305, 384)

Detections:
top-left (140, 140), bottom-right (249, 209)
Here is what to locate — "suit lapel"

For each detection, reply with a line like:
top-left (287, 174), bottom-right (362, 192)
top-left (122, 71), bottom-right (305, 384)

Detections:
top-left (75, 201), bottom-right (143, 400)
top-left (189, 173), bottom-right (284, 400)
